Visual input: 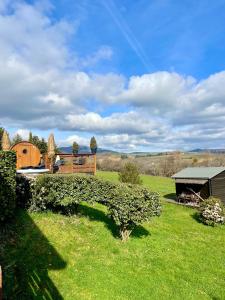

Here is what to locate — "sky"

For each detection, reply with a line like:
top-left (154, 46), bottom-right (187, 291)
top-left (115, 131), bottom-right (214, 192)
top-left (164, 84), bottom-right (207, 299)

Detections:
top-left (1, 0), bottom-right (225, 152)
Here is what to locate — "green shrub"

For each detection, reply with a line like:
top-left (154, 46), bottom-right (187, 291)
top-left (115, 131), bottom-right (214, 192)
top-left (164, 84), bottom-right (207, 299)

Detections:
top-left (17, 174), bottom-right (116, 211)
top-left (119, 162), bottom-right (142, 185)
top-left (16, 174), bottom-right (161, 241)
top-left (199, 197), bottom-right (225, 226)
top-left (0, 151), bottom-right (16, 223)
top-left (16, 175), bottom-right (35, 209)
top-left (108, 184), bottom-right (161, 241)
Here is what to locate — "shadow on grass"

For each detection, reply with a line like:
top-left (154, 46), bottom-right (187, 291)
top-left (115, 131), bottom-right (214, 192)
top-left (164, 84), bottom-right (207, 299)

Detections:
top-left (78, 203), bottom-right (150, 239)
top-left (0, 210), bottom-right (66, 300)
top-left (191, 211), bottom-right (202, 224)
top-left (164, 193), bottom-right (177, 200)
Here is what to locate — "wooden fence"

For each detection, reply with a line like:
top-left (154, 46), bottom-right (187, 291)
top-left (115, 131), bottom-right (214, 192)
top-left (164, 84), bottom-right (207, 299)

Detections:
top-left (45, 153), bottom-right (96, 175)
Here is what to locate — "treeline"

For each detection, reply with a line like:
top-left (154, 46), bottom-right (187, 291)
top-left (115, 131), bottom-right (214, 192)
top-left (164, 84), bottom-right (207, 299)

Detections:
top-left (97, 153), bottom-right (225, 177)
top-left (0, 127), bottom-right (59, 154)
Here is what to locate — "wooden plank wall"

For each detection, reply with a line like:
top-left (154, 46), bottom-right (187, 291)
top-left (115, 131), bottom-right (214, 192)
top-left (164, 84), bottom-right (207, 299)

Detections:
top-left (58, 154), bottom-right (96, 175)
top-left (210, 170), bottom-right (225, 204)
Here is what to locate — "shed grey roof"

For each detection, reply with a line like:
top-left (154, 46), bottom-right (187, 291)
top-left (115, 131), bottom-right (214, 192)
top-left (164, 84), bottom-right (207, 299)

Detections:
top-left (172, 167), bottom-right (225, 179)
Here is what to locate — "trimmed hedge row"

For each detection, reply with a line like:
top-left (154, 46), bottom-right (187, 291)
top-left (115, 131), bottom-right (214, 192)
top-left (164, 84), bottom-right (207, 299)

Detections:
top-left (17, 174), bottom-right (161, 241)
top-left (0, 151), bottom-right (16, 223)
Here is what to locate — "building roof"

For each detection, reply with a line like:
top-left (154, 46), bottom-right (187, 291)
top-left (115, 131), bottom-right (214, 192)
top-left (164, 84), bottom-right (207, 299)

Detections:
top-left (172, 167), bottom-right (225, 179)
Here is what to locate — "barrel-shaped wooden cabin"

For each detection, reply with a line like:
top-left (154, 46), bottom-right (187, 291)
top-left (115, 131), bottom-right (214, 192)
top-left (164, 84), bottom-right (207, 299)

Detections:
top-left (11, 141), bottom-right (41, 169)
top-left (11, 140), bottom-right (96, 175)
top-left (172, 167), bottom-right (225, 205)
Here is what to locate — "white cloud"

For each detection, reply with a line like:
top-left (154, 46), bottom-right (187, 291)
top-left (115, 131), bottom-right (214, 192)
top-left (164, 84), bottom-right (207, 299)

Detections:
top-left (1, 1), bottom-right (225, 151)
top-left (116, 72), bottom-right (195, 109)
top-left (80, 46), bottom-right (113, 68)
top-left (13, 128), bottom-right (30, 140)
top-left (64, 111), bottom-right (165, 134)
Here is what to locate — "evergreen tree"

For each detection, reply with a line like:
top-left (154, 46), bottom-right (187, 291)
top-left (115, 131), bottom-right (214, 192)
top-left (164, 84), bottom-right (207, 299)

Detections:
top-left (28, 131), bottom-right (33, 143)
top-left (31, 135), bottom-right (48, 154)
top-left (12, 133), bottom-right (22, 145)
top-left (72, 141), bottom-right (79, 154)
top-left (0, 127), bottom-right (4, 150)
top-left (90, 136), bottom-right (97, 154)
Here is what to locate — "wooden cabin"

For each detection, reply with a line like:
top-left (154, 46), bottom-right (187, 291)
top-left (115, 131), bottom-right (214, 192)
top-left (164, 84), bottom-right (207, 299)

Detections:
top-left (11, 141), bottom-right (41, 169)
top-left (172, 167), bottom-right (225, 205)
top-left (10, 140), bottom-right (96, 175)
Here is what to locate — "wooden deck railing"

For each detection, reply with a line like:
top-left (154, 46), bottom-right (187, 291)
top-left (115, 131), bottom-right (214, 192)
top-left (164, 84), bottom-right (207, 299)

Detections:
top-left (45, 153), bottom-right (96, 175)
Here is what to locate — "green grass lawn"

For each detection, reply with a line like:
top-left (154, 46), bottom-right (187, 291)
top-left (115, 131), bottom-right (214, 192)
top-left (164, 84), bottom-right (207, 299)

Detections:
top-left (1, 171), bottom-right (225, 299)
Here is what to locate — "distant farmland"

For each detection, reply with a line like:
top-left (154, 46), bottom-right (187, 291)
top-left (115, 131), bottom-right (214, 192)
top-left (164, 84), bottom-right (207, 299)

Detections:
top-left (97, 152), bottom-right (225, 177)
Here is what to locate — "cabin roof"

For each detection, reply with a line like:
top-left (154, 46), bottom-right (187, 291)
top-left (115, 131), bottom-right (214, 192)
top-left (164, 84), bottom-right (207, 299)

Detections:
top-left (172, 167), bottom-right (225, 179)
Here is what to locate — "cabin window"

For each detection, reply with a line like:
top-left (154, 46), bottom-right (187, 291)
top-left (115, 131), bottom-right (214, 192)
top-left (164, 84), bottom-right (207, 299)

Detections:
top-left (22, 148), bottom-right (28, 154)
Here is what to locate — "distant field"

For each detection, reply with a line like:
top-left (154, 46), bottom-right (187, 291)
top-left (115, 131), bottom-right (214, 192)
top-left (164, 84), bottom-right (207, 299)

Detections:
top-left (96, 170), bottom-right (175, 198)
top-left (1, 171), bottom-right (225, 299)
top-left (97, 152), bottom-right (225, 177)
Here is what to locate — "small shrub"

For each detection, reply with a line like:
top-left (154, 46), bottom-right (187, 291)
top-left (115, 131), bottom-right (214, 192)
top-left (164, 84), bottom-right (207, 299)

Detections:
top-left (108, 184), bottom-right (161, 241)
top-left (199, 197), bottom-right (225, 226)
top-left (0, 151), bottom-right (16, 223)
top-left (119, 162), bottom-right (142, 185)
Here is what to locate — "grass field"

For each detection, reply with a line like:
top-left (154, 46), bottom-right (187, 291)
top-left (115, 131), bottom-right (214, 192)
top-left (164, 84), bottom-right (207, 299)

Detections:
top-left (1, 172), bottom-right (225, 299)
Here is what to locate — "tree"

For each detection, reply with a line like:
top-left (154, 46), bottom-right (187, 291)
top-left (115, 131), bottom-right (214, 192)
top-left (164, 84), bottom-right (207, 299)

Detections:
top-left (1, 130), bottom-right (11, 150)
top-left (118, 162), bottom-right (142, 185)
top-left (0, 127), bottom-right (4, 150)
top-left (28, 131), bottom-right (33, 143)
top-left (12, 133), bottom-right (22, 145)
top-left (72, 142), bottom-right (79, 154)
top-left (30, 135), bottom-right (47, 154)
top-left (47, 133), bottom-right (56, 174)
top-left (90, 136), bottom-right (97, 154)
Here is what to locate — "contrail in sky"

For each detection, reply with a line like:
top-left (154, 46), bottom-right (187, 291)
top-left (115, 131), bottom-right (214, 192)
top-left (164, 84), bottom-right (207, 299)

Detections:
top-left (102, 0), bottom-right (152, 72)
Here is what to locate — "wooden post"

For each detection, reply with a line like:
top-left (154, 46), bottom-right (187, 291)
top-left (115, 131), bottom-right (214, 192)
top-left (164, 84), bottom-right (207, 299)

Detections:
top-left (0, 265), bottom-right (2, 300)
top-left (94, 154), bottom-right (96, 175)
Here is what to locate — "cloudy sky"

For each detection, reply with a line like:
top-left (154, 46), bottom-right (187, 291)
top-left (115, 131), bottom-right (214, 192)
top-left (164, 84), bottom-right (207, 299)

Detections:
top-left (1, 0), bottom-right (225, 152)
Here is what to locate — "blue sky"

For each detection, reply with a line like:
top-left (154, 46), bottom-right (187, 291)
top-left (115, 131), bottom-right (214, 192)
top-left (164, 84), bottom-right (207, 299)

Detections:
top-left (1, 0), bottom-right (225, 151)
top-left (50, 0), bottom-right (225, 78)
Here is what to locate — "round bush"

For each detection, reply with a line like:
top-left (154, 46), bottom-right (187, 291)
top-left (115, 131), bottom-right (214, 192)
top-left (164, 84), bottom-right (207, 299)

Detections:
top-left (118, 162), bottom-right (142, 185)
top-left (199, 197), bottom-right (225, 226)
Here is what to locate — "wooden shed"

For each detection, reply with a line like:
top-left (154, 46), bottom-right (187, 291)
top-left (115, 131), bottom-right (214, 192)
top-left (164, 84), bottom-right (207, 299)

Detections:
top-left (172, 167), bottom-right (225, 205)
top-left (11, 141), bottom-right (41, 169)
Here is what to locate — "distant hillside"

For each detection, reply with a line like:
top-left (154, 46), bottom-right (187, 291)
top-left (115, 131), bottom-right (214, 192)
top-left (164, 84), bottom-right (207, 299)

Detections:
top-left (59, 146), bottom-right (119, 154)
top-left (189, 149), bottom-right (225, 153)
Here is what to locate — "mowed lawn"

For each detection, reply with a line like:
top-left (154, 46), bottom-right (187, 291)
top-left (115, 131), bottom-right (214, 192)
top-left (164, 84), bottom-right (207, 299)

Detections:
top-left (1, 172), bottom-right (225, 300)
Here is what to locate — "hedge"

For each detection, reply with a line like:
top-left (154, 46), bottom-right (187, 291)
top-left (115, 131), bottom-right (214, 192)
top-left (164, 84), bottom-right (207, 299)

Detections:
top-left (0, 151), bottom-right (16, 223)
top-left (16, 174), bottom-right (161, 241)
